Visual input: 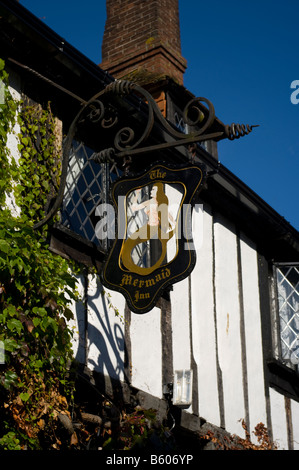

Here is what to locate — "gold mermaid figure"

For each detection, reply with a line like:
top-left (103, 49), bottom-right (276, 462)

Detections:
top-left (120, 183), bottom-right (175, 275)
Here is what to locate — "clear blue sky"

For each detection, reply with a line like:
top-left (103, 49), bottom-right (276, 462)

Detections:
top-left (19, 0), bottom-right (299, 231)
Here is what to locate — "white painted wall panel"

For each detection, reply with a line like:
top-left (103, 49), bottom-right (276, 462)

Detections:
top-left (68, 274), bottom-right (86, 364)
top-left (291, 399), bottom-right (299, 450)
top-left (6, 76), bottom-right (21, 217)
top-left (130, 307), bottom-right (162, 398)
top-left (269, 388), bottom-right (288, 449)
top-left (87, 276), bottom-right (126, 382)
top-left (191, 204), bottom-right (220, 426)
top-left (171, 277), bottom-right (190, 372)
top-left (7, 75), bottom-right (21, 164)
top-left (240, 233), bottom-right (267, 434)
top-left (214, 214), bottom-right (245, 437)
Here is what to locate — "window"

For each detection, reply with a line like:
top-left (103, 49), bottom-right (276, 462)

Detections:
top-left (173, 110), bottom-right (207, 151)
top-left (61, 140), bottom-right (122, 251)
top-left (275, 264), bottom-right (299, 371)
top-left (174, 111), bottom-right (188, 134)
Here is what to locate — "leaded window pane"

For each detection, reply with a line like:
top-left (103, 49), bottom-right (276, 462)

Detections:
top-left (276, 266), bottom-right (299, 368)
top-left (61, 140), bottom-right (121, 249)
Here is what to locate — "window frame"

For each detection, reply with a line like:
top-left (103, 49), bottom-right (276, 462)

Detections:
top-left (265, 261), bottom-right (299, 403)
top-left (273, 262), bottom-right (299, 373)
top-left (60, 139), bottom-right (123, 252)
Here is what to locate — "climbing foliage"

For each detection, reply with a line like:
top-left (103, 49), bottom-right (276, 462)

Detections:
top-left (15, 99), bottom-right (61, 225)
top-left (0, 59), bottom-right (79, 449)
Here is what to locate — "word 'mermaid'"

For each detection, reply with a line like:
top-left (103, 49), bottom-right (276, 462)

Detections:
top-left (120, 267), bottom-right (171, 288)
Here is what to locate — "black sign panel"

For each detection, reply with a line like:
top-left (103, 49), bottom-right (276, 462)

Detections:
top-left (101, 162), bottom-right (206, 313)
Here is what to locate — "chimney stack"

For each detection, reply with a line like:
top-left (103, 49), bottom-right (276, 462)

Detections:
top-left (101, 0), bottom-right (187, 85)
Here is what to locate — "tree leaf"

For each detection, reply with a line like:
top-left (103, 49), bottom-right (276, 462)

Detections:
top-left (0, 239), bottom-right (10, 253)
top-left (19, 392), bottom-right (30, 402)
top-left (7, 318), bottom-right (23, 335)
top-left (32, 317), bottom-right (40, 327)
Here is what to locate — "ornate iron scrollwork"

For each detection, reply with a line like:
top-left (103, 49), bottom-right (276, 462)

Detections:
top-left (67, 80), bottom-right (220, 163)
top-left (33, 79), bottom-right (257, 229)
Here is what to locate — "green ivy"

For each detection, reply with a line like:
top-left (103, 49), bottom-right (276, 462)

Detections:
top-left (0, 58), bottom-right (18, 207)
top-left (0, 60), bottom-right (79, 450)
top-left (15, 100), bottom-right (61, 225)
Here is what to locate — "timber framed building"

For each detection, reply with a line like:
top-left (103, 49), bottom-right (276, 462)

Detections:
top-left (1, 0), bottom-right (299, 450)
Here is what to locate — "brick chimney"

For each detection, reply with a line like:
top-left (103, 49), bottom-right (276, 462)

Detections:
top-left (101, 0), bottom-right (187, 86)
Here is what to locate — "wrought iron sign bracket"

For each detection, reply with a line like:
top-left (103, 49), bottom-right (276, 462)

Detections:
top-left (33, 79), bottom-right (257, 230)
top-left (80, 80), bottom-right (258, 164)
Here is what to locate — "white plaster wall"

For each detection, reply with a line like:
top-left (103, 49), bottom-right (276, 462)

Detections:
top-left (269, 388), bottom-right (289, 449)
top-left (86, 276), bottom-right (126, 382)
top-left (5, 72), bottom-right (21, 216)
top-left (171, 277), bottom-right (190, 371)
top-left (191, 204), bottom-right (221, 427)
top-left (213, 213), bottom-right (245, 437)
top-left (130, 306), bottom-right (162, 398)
top-left (67, 274), bottom-right (86, 364)
top-left (240, 233), bottom-right (267, 436)
top-left (291, 399), bottom-right (299, 450)
top-left (7, 74), bottom-right (21, 164)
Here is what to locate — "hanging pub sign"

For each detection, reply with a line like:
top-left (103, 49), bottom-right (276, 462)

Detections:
top-left (101, 162), bottom-right (206, 313)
